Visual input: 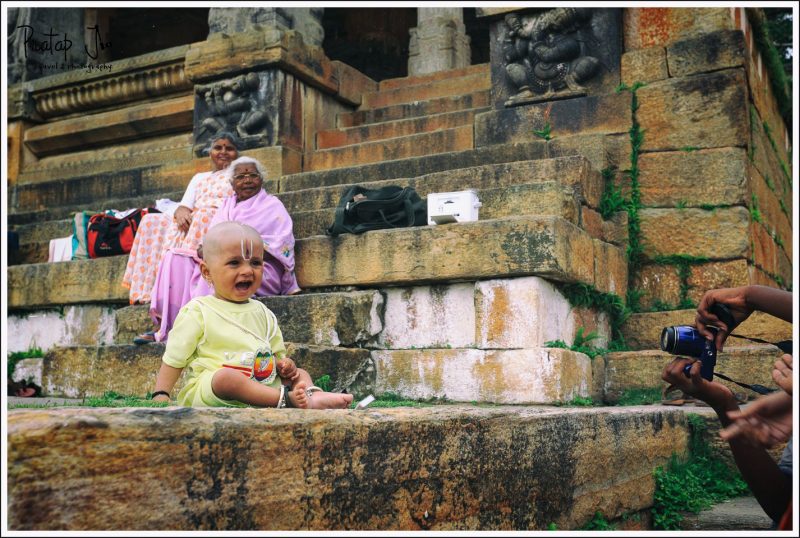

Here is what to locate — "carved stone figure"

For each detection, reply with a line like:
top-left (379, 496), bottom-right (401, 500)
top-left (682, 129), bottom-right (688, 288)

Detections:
top-left (502, 8), bottom-right (602, 105)
top-left (194, 72), bottom-right (273, 154)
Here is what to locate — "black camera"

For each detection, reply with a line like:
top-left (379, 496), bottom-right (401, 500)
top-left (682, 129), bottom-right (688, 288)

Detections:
top-left (660, 303), bottom-right (736, 381)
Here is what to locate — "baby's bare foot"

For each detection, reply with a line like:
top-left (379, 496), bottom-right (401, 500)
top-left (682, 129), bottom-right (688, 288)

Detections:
top-left (307, 390), bottom-right (354, 409)
top-left (288, 381), bottom-right (309, 409)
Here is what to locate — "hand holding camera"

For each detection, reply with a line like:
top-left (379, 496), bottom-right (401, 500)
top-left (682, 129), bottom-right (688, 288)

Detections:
top-left (695, 287), bottom-right (752, 352)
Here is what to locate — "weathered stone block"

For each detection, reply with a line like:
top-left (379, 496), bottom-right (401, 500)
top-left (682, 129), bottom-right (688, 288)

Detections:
top-left (639, 207), bottom-right (750, 260)
top-left (666, 30), bottom-right (745, 77)
top-left (620, 310), bottom-right (793, 352)
top-left (331, 60), bottom-right (378, 106)
top-left (637, 69), bottom-right (748, 151)
top-left (115, 291), bottom-right (385, 347)
top-left (621, 47), bottom-right (668, 85)
top-left (24, 95), bottom-right (194, 157)
top-left (638, 148), bottom-right (747, 207)
top-left (7, 405), bottom-right (690, 530)
top-left (38, 343), bottom-right (370, 398)
top-left (8, 306), bottom-right (116, 353)
top-left (603, 346), bottom-right (784, 403)
top-left (749, 165), bottom-right (792, 262)
top-left (363, 71), bottom-right (489, 109)
top-left (686, 259), bottom-right (750, 305)
top-left (475, 277), bottom-right (575, 349)
top-left (377, 284), bottom-right (476, 349)
top-left (338, 91), bottom-right (490, 128)
top-left (8, 257), bottom-right (129, 309)
top-left (593, 238), bottom-right (628, 297)
top-left (581, 207), bottom-right (628, 246)
top-left (475, 93), bottom-right (631, 147)
top-left (296, 216), bottom-right (598, 291)
top-left (281, 140), bottom-right (549, 192)
top-left (373, 348), bottom-right (592, 404)
top-left (281, 156), bottom-right (598, 215)
top-left (623, 8), bottom-right (733, 49)
top-left (631, 263), bottom-right (682, 311)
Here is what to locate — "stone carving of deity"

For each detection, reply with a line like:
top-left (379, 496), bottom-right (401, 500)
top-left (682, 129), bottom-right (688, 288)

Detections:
top-left (502, 8), bottom-right (602, 106)
top-left (195, 72), bottom-right (272, 153)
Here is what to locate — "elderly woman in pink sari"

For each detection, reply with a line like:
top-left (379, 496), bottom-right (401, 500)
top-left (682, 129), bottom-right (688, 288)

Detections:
top-left (140, 156), bottom-right (300, 343)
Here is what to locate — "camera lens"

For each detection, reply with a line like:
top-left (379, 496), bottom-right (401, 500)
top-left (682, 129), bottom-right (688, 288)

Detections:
top-left (660, 326), bottom-right (676, 353)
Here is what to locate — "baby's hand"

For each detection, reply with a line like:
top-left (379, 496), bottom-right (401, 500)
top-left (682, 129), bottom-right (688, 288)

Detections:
top-left (277, 358), bottom-right (299, 382)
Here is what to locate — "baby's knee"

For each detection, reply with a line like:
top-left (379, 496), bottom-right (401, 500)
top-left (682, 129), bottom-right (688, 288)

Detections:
top-left (212, 368), bottom-right (244, 396)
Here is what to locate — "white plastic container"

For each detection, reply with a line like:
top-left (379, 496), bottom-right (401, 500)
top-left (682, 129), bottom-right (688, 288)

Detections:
top-left (427, 190), bottom-right (482, 225)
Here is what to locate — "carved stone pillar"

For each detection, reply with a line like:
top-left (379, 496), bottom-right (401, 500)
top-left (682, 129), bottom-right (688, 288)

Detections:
top-left (408, 8), bottom-right (471, 76)
top-left (479, 7), bottom-right (622, 108)
top-left (208, 7), bottom-right (324, 48)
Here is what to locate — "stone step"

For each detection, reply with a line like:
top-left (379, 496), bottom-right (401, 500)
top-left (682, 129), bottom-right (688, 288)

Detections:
top-left (296, 215), bottom-right (626, 293)
top-left (338, 90), bottom-right (490, 128)
top-left (378, 63), bottom-right (489, 91)
top-left (318, 107), bottom-right (487, 149)
top-left (11, 155), bottom-right (614, 265)
top-left (6, 404), bottom-right (691, 530)
top-left (306, 125), bottom-right (474, 171)
top-left (603, 345), bottom-right (785, 404)
top-left (12, 180), bottom-right (595, 266)
top-left (8, 215), bottom-right (627, 309)
top-left (361, 70), bottom-right (491, 109)
top-left (620, 309), bottom-right (793, 351)
top-left (290, 181), bottom-right (583, 240)
top-left (282, 133), bottom-right (615, 192)
top-left (374, 347), bottom-right (599, 404)
top-left (115, 290), bottom-right (384, 347)
top-left (26, 342), bottom-right (372, 399)
top-left (677, 496), bottom-right (773, 531)
top-left (8, 189), bottom-right (184, 228)
top-left (282, 156), bottom-right (601, 213)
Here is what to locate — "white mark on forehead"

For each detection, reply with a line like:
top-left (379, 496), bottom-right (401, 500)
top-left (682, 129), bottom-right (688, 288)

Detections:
top-left (241, 237), bottom-right (254, 260)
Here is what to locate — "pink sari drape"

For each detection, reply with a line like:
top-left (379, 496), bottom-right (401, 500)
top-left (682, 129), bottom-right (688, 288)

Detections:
top-left (122, 170), bottom-right (232, 304)
top-left (149, 189), bottom-right (300, 342)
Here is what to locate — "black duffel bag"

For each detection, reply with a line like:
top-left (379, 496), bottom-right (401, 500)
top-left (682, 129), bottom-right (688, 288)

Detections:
top-left (327, 185), bottom-right (427, 237)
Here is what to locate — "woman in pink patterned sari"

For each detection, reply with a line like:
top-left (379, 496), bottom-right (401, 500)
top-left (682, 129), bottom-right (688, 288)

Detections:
top-left (122, 133), bottom-right (239, 306)
top-left (141, 156), bottom-right (301, 343)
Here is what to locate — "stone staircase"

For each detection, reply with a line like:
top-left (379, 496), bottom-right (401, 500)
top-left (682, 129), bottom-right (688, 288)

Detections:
top-left (7, 62), bottom-right (791, 530)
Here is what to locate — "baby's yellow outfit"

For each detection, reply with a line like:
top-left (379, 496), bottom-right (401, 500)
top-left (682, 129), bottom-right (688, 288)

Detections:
top-left (162, 295), bottom-right (286, 407)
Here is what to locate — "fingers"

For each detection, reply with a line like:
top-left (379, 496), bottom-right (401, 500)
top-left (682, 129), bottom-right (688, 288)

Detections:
top-left (771, 355), bottom-right (793, 395)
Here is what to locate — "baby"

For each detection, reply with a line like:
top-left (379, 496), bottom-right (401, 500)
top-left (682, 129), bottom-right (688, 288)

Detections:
top-left (151, 221), bottom-right (353, 409)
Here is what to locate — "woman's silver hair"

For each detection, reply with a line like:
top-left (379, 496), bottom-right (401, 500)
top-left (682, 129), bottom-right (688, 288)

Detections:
top-left (225, 156), bottom-right (269, 185)
top-left (205, 131), bottom-right (241, 154)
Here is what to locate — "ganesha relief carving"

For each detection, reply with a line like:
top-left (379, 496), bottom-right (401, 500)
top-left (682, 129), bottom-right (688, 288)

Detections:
top-left (500, 8), bottom-right (612, 106)
top-left (193, 71), bottom-right (276, 155)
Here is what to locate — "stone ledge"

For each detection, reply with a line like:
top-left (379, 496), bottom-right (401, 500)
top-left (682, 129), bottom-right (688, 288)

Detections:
top-left (295, 216), bottom-right (606, 291)
top-left (7, 405), bottom-right (690, 530)
top-left (9, 216), bottom-right (625, 309)
top-left (373, 347), bottom-right (593, 404)
top-left (36, 343), bottom-right (371, 399)
top-left (603, 345), bottom-right (785, 403)
top-left (24, 95), bottom-right (194, 157)
top-left (115, 290), bottom-right (384, 347)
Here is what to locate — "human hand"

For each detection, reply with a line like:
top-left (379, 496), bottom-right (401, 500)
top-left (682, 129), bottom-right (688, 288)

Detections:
top-left (772, 354), bottom-right (793, 395)
top-left (277, 358), bottom-right (299, 382)
top-left (695, 287), bottom-right (753, 352)
top-left (174, 205), bottom-right (193, 234)
top-left (720, 390), bottom-right (793, 448)
top-left (661, 357), bottom-right (736, 409)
